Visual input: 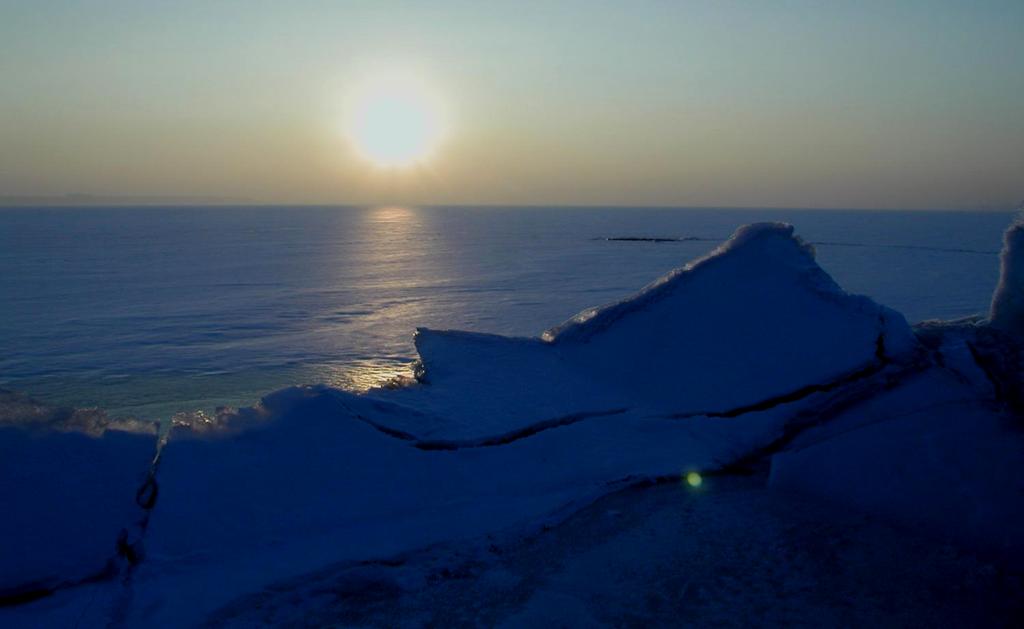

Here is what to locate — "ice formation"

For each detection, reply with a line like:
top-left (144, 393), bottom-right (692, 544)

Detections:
top-left (990, 215), bottom-right (1024, 336)
top-left (2, 221), bottom-right (1022, 627)
top-left (378, 223), bottom-right (915, 441)
top-left (0, 422), bottom-right (157, 602)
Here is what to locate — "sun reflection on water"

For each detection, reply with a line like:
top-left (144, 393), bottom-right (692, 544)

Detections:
top-left (316, 359), bottom-right (417, 393)
top-left (368, 205), bottom-right (418, 224)
top-left (318, 206), bottom-right (442, 392)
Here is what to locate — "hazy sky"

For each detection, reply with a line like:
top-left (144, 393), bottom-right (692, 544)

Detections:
top-left (1, 0), bottom-right (1021, 209)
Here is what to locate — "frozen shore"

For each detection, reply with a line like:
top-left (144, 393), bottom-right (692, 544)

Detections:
top-left (2, 220), bottom-right (1022, 627)
top-left (205, 477), bottom-right (1024, 628)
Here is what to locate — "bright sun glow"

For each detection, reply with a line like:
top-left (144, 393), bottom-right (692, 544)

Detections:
top-left (346, 75), bottom-right (445, 168)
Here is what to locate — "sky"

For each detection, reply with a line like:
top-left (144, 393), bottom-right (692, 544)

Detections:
top-left (1, 0), bottom-right (1021, 209)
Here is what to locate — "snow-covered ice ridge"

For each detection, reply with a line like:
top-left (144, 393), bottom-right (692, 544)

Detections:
top-left (2, 222), bottom-right (1021, 627)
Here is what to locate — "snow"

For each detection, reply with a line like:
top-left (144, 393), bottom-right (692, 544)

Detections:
top-left (2, 220), bottom-right (1021, 627)
top-left (771, 314), bottom-right (1021, 551)
top-left (368, 223), bottom-right (916, 441)
top-left (0, 424), bottom-right (156, 598)
top-left (769, 361), bottom-right (1024, 561)
top-left (204, 479), bottom-right (1024, 627)
top-left (990, 215), bottom-right (1024, 336)
top-left (136, 393), bottom-right (824, 626)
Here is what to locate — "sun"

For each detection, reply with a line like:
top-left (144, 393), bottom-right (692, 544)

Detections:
top-left (345, 75), bottom-right (445, 168)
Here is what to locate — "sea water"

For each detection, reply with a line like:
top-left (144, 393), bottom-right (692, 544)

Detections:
top-left (0, 206), bottom-right (1013, 421)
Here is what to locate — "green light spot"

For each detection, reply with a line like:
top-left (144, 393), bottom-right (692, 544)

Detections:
top-left (686, 472), bottom-right (702, 488)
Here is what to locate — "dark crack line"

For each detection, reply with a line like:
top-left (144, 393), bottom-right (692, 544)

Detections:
top-left (966, 341), bottom-right (1007, 402)
top-left (779, 397), bottom-right (983, 458)
top-left (351, 412), bottom-right (419, 441)
top-left (413, 409), bottom-right (630, 451)
top-left (670, 328), bottom-right (891, 420)
top-left (0, 563), bottom-right (118, 608)
top-left (330, 397), bottom-right (421, 442)
top-left (0, 438), bottom-right (166, 610)
top-left (339, 324), bottom-right (902, 451)
top-left (714, 359), bottom-right (929, 475)
top-left (668, 361), bottom-right (883, 420)
top-left (327, 389), bottom-right (632, 451)
top-left (353, 341), bottom-right (889, 451)
top-left (105, 440), bottom-right (167, 628)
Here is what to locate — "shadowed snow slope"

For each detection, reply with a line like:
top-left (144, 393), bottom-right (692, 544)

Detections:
top-left (770, 368), bottom-right (1024, 561)
top-left (990, 215), bottom-right (1024, 337)
top-left (0, 425), bottom-right (156, 598)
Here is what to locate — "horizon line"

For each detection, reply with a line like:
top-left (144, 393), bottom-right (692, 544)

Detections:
top-left (0, 200), bottom-right (1019, 213)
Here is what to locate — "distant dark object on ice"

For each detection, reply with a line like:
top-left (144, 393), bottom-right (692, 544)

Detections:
top-left (599, 236), bottom-right (710, 243)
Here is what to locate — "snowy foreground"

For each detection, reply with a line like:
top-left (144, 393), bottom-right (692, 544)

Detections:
top-left (2, 221), bottom-right (1022, 627)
